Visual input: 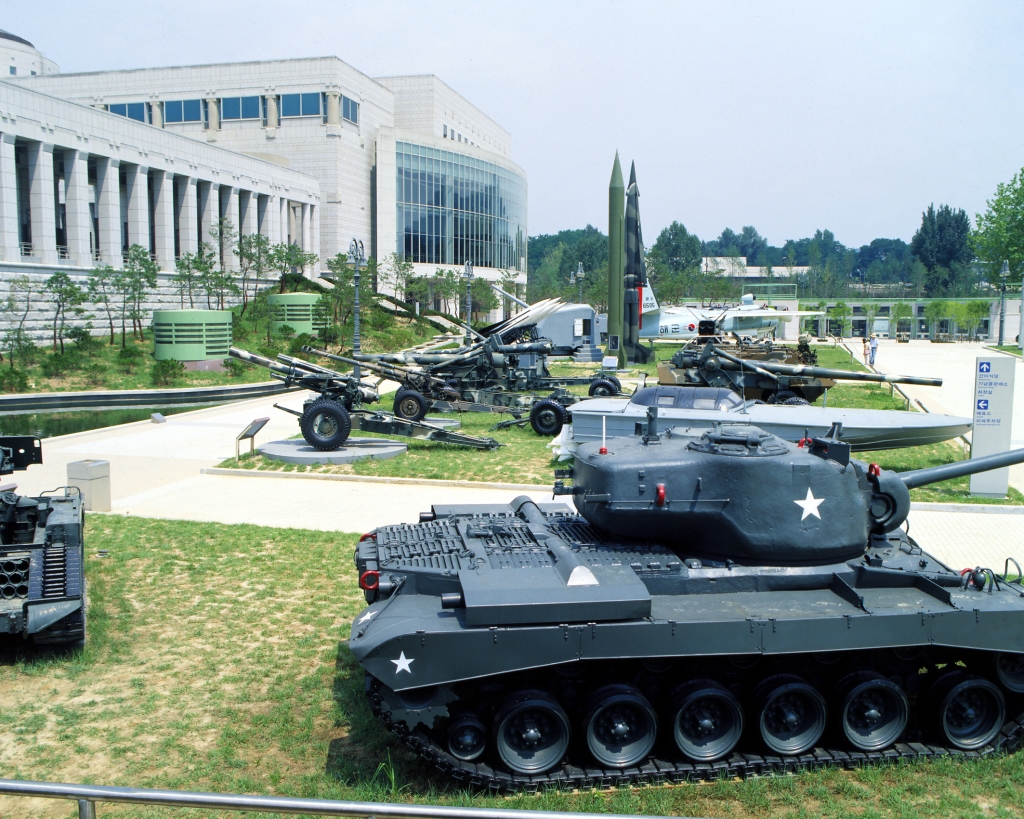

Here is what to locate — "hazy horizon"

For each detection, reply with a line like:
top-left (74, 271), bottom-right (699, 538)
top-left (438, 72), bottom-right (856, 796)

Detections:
top-left (6, 1), bottom-right (1022, 249)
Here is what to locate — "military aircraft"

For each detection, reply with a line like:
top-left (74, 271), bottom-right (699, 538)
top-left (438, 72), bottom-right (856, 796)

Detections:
top-left (638, 283), bottom-right (824, 341)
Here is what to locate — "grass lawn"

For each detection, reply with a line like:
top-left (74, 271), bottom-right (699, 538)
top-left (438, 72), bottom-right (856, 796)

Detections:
top-left (987, 345), bottom-right (1023, 357)
top-left (3, 516), bottom-right (1024, 819)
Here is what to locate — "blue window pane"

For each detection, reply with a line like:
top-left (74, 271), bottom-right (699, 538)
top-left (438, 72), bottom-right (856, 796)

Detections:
top-left (109, 103), bottom-right (127, 117)
top-left (182, 99), bottom-right (202, 121)
top-left (127, 102), bottom-right (146, 122)
top-left (301, 92), bottom-right (320, 116)
top-left (281, 94), bottom-right (300, 117)
top-left (222, 97), bottom-right (240, 120)
top-left (241, 96), bottom-right (260, 119)
top-left (164, 101), bottom-right (182, 122)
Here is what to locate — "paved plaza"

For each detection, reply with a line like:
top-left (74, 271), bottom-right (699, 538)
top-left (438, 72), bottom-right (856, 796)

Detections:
top-left (5, 356), bottom-right (1023, 574)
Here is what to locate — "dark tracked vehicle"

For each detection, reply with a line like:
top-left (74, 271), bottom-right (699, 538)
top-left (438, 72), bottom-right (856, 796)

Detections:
top-left (350, 419), bottom-right (1024, 790)
top-left (0, 437), bottom-right (86, 648)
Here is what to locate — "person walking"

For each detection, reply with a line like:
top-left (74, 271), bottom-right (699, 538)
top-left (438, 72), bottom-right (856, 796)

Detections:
top-left (869, 334), bottom-right (878, 367)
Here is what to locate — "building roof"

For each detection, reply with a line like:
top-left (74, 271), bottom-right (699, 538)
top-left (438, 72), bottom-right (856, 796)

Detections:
top-left (0, 29), bottom-right (34, 48)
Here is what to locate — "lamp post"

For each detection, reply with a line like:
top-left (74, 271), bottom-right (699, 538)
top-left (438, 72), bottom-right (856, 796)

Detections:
top-left (462, 261), bottom-right (474, 345)
top-left (576, 262), bottom-right (585, 304)
top-left (998, 260), bottom-right (1009, 347)
top-left (348, 238), bottom-right (365, 380)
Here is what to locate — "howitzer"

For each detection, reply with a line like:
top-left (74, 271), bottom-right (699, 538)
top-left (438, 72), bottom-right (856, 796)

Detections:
top-left (230, 347), bottom-right (500, 451)
top-left (659, 340), bottom-right (941, 403)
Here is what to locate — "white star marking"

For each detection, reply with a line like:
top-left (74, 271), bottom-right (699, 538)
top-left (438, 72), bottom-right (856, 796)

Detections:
top-left (357, 610), bottom-right (378, 624)
top-left (794, 488), bottom-right (825, 521)
top-left (391, 651), bottom-right (414, 674)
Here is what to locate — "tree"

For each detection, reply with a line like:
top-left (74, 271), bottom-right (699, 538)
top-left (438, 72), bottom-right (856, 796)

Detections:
top-left (236, 232), bottom-right (272, 314)
top-left (924, 300), bottom-right (951, 338)
top-left (270, 242), bottom-right (320, 293)
top-left (208, 217), bottom-right (238, 275)
top-left (973, 168), bottom-right (1024, 284)
top-left (890, 301), bottom-right (914, 336)
top-left (43, 271), bottom-right (87, 354)
top-left (87, 265), bottom-right (120, 344)
top-left (649, 222), bottom-right (702, 278)
top-left (470, 277), bottom-right (498, 321)
top-left (378, 253), bottom-right (416, 303)
top-left (1, 274), bottom-right (37, 369)
top-left (828, 302), bottom-right (852, 337)
top-left (911, 204), bottom-right (973, 278)
top-left (115, 245), bottom-right (159, 346)
top-left (173, 252), bottom-right (202, 309)
top-left (323, 251), bottom-right (357, 336)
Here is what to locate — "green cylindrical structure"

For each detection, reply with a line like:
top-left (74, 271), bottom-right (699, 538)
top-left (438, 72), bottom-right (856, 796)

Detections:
top-left (153, 309), bottom-right (232, 361)
top-left (607, 152), bottom-right (626, 366)
top-left (267, 293), bottom-right (325, 336)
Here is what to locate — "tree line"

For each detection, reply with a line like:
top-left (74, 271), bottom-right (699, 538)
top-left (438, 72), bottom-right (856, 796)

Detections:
top-left (527, 164), bottom-right (1024, 305)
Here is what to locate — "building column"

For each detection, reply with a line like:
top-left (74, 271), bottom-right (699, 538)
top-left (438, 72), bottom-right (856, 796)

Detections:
top-left (310, 203), bottom-right (320, 271)
top-left (197, 180), bottom-right (217, 248)
top-left (124, 164), bottom-right (149, 252)
top-left (256, 193), bottom-right (270, 238)
top-left (325, 91), bottom-right (341, 125)
top-left (206, 98), bottom-right (220, 132)
top-left (176, 176), bottom-right (198, 256)
top-left (150, 99), bottom-right (163, 129)
top-left (151, 169), bottom-right (175, 271)
top-left (239, 189), bottom-right (256, 236)
top-left (94, 156), bottom-right (121, 268)
top-left (265, 92), bottom-right (278, 129)
top-left (281, 197), bottom-right (291, 244)
top-left (27, 141), bottom-right (57, 264)
top-left (300, 202), bottom-right (310, 253)
top-left (220, 185), bottom-right (239, 270)
top-left (63, 149), bottom-right (91, 266)
top-left (0, 134), bottom-right (18, 261)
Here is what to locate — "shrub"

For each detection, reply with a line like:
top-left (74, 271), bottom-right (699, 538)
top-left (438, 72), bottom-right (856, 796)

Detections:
top-left (368, 304), bottom-right (395, 331)
top-left (317, 325), bottom-right (340, 345)
top-left (224, 357), bottom-right (247, 378)
top-left (288, 333), bottom-right (314, 355)
top-left (151, 359), bottom-right (186, 387)
top-left (117, 346), bottom-right (144, 374)
top-left (67, 325), bottom-right (100, 355)
top-left (84, 363), bottom-right (106, 387)
top-left (275, 323), bottom-right (297, 338)
top-left (0, 368), bottom-right (29, 394)
top-left (41, 352), bottom-right (80, 378)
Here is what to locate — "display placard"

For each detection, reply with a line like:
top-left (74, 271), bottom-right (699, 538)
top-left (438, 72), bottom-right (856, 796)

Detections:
top-left (970, 356), bottom-right (1016, 497)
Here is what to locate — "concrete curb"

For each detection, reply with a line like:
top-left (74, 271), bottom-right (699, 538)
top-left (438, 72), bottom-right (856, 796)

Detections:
top-left (200, 467), bottom-right (549, 492)
top-left (911, 502), bottom-right (1024, 515)
top-left (983, 346), bottom-right (1023, 359)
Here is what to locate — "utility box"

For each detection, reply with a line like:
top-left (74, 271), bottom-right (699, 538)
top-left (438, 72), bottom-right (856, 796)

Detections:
top-left (153, 309), bottom-right (232, 365)
top-left (267, 293), bottom-right (325, 336)
top-left (67, 459), bottom-right (111, 512)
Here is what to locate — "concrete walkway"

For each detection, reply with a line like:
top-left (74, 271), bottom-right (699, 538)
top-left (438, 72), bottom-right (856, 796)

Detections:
top-left (6, 381), bottom-right (1023, 572)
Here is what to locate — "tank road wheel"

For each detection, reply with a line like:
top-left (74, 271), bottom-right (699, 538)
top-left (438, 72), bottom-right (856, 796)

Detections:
top-left (670, 680), bottom-right (744, 762)
top-left (393, 390), bottom-right (429, 422)
top-left (995, 652), bottom-right (1024, 693)
top-left (446, 714), bottom-right (488, 761)
top-left (929, 671), bottom-right (1005, 750)
top-left (530, 399), bottom-right (567, 437)
top-left (756, 674), bottom-right (827, 755)
top-left (783, 396), bottom-right (811, 406)
top-left (299, 399), bottom-right (351, 450)
top-left (588, 378), bottom-right (619, 397)
top-left (582, 684), bottom-right (658, 768)
top-left (836, 673), bottom-right (909, 751)
top-left (493, 690), bottom-right (570, 775)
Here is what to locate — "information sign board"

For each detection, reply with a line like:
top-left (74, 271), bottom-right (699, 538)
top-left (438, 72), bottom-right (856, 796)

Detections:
top-left (970, 356), bottom-right (1015, 497)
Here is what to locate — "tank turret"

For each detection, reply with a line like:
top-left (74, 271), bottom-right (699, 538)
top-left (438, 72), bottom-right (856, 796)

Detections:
top-left (558, 423), bottom-right (1024, 565)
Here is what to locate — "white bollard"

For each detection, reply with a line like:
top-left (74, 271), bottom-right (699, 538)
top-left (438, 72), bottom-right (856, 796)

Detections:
top-left (67, 460), bottom-right (111, 512)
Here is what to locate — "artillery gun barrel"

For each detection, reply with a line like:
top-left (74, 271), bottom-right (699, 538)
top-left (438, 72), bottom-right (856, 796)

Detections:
top-left (275, 353), bottom-right (342, 378)
top-left (493, 341), bottom-right (554, 355)
top-left (304, 347), bottom-right (445, 386)
top-left (758, 361), bottom-right (943, 387)
top-left (713, 348), bottom-right (779, 382)
top-left (900, 447), bottom-right (1024, 489)
top-left (229, 346), bottom-right (295, 376)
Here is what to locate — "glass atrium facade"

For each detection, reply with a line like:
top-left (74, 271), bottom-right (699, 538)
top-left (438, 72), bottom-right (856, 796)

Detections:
top-left (396, 142), bottom-right (526, 272)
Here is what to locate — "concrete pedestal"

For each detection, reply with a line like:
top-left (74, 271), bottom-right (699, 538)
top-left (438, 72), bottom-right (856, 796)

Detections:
top-left (67, 459), bottom-right (111, 512)
top-left (258, 438), bottom-right (407, 465)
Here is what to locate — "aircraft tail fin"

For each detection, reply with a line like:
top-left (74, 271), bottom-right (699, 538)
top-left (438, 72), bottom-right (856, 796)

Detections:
top-left (640, 278), bottom-right (659, 314)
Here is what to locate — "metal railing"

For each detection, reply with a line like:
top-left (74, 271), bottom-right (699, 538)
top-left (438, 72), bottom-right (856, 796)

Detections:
top-left (0, 779), bottom-right (691, 819)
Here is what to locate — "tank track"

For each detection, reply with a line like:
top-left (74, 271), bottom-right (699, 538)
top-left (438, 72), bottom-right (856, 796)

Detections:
top-left (365, 680), bottom-right (1024, 793)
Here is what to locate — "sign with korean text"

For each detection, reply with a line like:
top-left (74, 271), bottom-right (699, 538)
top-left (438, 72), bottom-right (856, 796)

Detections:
top-left (971, 356), bottom-right (1015, 496)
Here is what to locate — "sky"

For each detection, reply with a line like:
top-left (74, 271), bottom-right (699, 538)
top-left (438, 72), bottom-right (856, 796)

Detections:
top-left (7, 1), bottom-right (1024, 249)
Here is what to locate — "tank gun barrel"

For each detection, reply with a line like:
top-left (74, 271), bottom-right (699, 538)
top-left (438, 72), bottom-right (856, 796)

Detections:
top-left (760, 361), bottom-right (943, 386)
top-left (899, 447), bottom-right (1024, 489)
top-left (713, 347), bottom-right (779, 382)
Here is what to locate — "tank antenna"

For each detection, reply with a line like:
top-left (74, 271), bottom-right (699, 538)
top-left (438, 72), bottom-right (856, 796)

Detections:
top-left (600, 416), bottom-right (608, 455)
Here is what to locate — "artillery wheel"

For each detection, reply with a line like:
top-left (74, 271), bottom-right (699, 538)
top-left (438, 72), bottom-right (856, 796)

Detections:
top-left (582, 684), bottom-right (657, 768)
top-left (493, 690), bottom-right (570, 775)
top-left (929, 671), bottom-right (1004, 750)
top-left (995, 652), bottom-right (1024, 693)
top-left (588, 379), bottom-right (619, 397)
top-left (394, 390), bottom-right (429, 422)
top-left (755, 674), bottom-right (827, 755)
top-left (783, 396), bottom-right (811, 406)
top-left (606, 375), bottom-right (622, 392)
top-left (670, 679), bottom-right (744, 762)
top-left (836, 672), bottom-right (908, 751)
top-left (530, 399), bottom-right (567, 436)
top-left (299, 399), bottom-right (352, 450)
